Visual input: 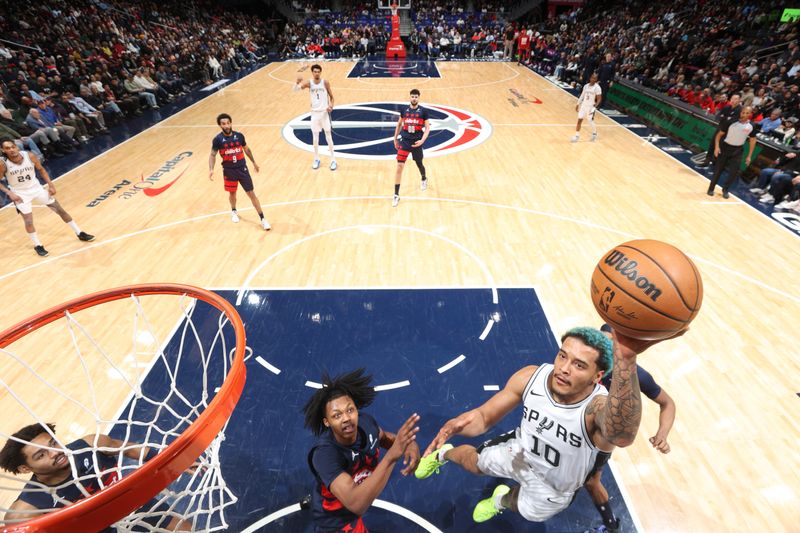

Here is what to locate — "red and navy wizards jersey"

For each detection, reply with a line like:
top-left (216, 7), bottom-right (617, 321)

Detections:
top-left (17, 439), bottom-right (121, 532)
top-left (307, 413), bottom-right (382, 531)
top-left (399, 105), bottom-right (429, 142)
top-left (212, 130), bottom-right (247, 169)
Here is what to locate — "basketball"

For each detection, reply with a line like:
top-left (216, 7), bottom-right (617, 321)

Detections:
top-left (590, 239), bottom-right (703, 340)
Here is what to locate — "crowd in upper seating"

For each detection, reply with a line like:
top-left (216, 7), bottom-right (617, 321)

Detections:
top-left (280, 0), bottom-right (507, 60)
top-left (522, 1), bottom-right (799, 143)
top-left (0, 0), bottom-right (273, 165)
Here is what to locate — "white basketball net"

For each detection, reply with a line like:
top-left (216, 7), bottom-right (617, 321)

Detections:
top-left (0, 292), bottom-right (241, 531)
top-left (390, 3), bottom-right (398, 16)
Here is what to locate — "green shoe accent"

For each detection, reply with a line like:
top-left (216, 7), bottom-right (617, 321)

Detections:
top-left (414, 443), bottom-right (453, 479)
top-left (472, 484), bottom-right (510, 523)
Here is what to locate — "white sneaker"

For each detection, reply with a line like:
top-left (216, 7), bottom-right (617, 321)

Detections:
top-left (749, 187), bottom-right (765, 194)
top-left (261, 218), bottom-right (271, 231)
top-left (570, 134), bottom-right (579, 143)
top-left (392, 194), bottom-right (400, 207)
top-left (421, 179), bottom-right (427, 191)
top-left (231, 211), bottom-right (240, 223)
top-left (758, 193), bottom-right (775, 203)
top-left (591, 133), bottom-right (598, 142)
top-left (330, 160), bottom-right (337, 171)
top-left (776, 199), bottom-right (799, 209)
top-left (312, 159), bottom-right (320, 170)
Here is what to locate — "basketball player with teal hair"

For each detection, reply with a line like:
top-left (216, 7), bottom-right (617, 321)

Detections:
top-left (415, 326), bottom-right (683, 525)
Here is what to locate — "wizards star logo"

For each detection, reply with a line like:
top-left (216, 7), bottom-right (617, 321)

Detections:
top-left (282, 102), bottom-right (492, 159)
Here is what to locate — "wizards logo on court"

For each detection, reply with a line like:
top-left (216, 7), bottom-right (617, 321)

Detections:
top-left (282, 102), bottom-right (492, 160)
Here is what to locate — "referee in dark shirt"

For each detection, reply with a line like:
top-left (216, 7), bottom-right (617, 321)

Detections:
top-left (698, 94), bottom-right (741, 167)
top-left (707, 106), bottom-right (757, 199)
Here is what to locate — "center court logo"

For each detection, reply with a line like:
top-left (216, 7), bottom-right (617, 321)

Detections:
top-left (87, 152), bottom-right (193, 207)
top-left (282, 102), bottom-right (492, 160)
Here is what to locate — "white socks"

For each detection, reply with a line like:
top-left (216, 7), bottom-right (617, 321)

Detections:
top-left (27, 232), bottom-right (41, 246)
top-left (494, 492), bottom-right (506, 511)
top-left (67, 220), bottom-right (81, 234)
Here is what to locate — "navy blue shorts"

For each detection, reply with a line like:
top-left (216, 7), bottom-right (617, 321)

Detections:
top-left (223, 166), bottom-right (254, 192)
top-left (396, 137), bottom-right (424, 163)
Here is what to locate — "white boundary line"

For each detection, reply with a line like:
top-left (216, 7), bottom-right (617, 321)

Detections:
top-left (271, 60), bottom-right (519, 91)
top-left (437, 354), bottom-right (466, 374)
top-left (483, 385), bottom-right (500, 391)
top-left (233, 223), bottom-right (499, 306)
top-left (5, 195), bottom-right (798, 305)
top-left (240, 498), bottom-right (443, 533)
top-left (255, 356), bottom-right (281, 375)
top-left (304, 380), bottom-right (323, 389)
top-left (374, 380), bottom-right (411, 391)
top-left (478, 319), bottom-right (495, 340)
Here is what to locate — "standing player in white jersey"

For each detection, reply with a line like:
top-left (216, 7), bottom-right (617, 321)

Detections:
top-left (0, 139), bottom-right (94, 257)
top-left (572, 73), bottom-right (603, 143)
top-left (295, 64), bottom-right (337, 170)
top-left (414, 326), bottom-right (683, 524)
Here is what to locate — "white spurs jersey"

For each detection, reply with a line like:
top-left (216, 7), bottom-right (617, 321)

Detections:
top-left (518, 364), bottom-right (607, 494)
top-left (3, 151), bottom-right (38, 191)
top-left (309, 78), bottom-right (329, 112)
top-left (579, 82), bottom-right (602, 108)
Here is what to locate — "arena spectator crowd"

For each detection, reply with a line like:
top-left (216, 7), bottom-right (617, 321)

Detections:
top-left (0, 0), bottom-right (274, 165)
top-left (518, 1), bottom-right (799, 144)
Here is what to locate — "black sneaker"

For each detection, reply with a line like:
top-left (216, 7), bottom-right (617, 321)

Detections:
top-left (34, 245), bottom-right (49, 257)
top-left (722, 190), bottom-right (730, 199)
top-left (77, 231), bottom-right (95, 242)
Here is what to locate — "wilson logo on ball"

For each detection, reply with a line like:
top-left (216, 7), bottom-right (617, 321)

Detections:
top-left (603, 250), bottom-right (663, 302)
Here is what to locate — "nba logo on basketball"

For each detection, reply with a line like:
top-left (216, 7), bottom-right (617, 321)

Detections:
top-left (599, 287), bottom-right (615, 312)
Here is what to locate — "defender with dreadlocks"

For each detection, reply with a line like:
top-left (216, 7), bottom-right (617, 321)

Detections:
top-left (303, 369), bottom-right (420, 533)
top-left (414, 326), bottom-right (684, 525)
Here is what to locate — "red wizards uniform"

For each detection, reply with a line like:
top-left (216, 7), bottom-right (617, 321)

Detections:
top-left (307, 413), bottom-right (382, 532)
top-left (211, 130), bottom-right (254, 192)
top-left (396, 104), bottom-right (429, 162)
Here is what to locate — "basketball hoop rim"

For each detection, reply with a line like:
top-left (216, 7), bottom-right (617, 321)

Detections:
top-left (0, 284), bottom-right (247, 533)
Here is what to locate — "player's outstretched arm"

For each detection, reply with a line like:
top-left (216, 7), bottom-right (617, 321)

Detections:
top-left (649, 389), bottom-right (676, 453)
top-left (86, 434), bottom-right (157, 462)
top-left (422, 365), bottom-right (534, 456)
top-left (379, 426), bottom-right (420, 476)
top-left (327, 413), bottom-right (419, 516)
top-left (590, 330), bottom-right (686, 448)
top-left (294, 77), bottom-right (310, 91)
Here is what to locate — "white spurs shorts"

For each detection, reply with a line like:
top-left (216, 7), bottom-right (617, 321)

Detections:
top-left (11, 185), bottom-right (54, 215)
top-left (310, 110), bottom-right (331, 133)
top-left (476, 429), bottom-right (573, 522)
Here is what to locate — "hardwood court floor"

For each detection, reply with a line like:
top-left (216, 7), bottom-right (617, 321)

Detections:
top-left (0, 61), bottom-right (798, 531)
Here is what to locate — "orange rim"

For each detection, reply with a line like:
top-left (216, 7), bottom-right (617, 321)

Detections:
top-left (0, 284), bottom-right (246, 532)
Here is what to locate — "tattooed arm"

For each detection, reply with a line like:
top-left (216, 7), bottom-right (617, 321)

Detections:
top-left (587, 330), bottom-right (685, 450)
